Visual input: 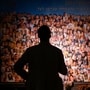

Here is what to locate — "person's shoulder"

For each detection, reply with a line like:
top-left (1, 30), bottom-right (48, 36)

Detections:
top-left (51, 45), bottom-right (62, 52)
top-left (27, 45), bottom-right (39, 51)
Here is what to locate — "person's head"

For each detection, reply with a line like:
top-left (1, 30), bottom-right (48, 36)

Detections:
top-left (37, 25), bottom-right (51, 42)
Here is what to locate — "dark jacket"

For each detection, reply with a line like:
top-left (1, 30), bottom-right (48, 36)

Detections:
top-left (14, 42), bottom-right (67, 90)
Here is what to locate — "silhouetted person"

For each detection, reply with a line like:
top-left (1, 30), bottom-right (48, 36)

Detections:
top-left (14, 25), bottom-right (68, 90)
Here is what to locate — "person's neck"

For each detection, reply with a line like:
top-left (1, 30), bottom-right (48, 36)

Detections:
top-left (40, 40), bottom-right (50, 44)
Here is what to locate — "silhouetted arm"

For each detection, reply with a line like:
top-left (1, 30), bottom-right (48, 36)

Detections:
top-left (14, 49), bottom-right (29, 80)
top-left (58, 50), bottom-right (68, 75)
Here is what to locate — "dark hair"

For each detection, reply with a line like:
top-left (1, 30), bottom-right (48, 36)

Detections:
top-left (38, 25), bottom-right (51, 41)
